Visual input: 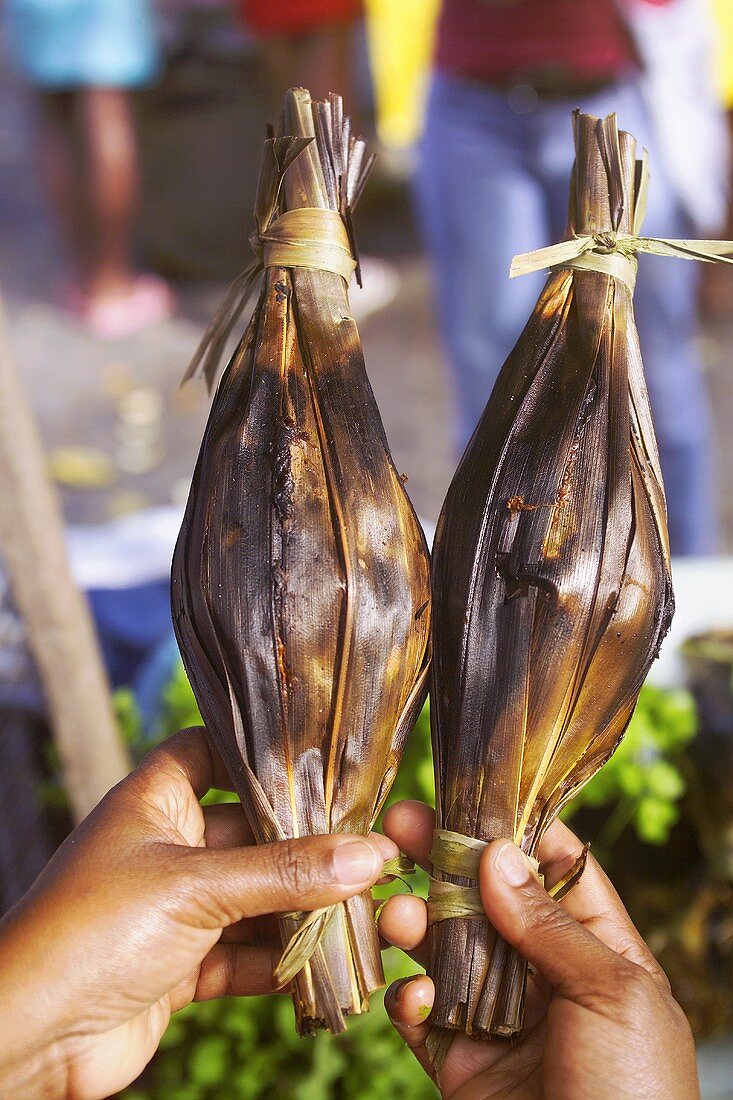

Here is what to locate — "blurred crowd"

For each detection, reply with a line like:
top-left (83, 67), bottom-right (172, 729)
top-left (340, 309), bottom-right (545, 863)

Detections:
top-left (4, 0), bottom-right (733, 556)
top-left (3, 0), bottom-right (733, 754)
top-left (3, 0), bottom-right (733, 770)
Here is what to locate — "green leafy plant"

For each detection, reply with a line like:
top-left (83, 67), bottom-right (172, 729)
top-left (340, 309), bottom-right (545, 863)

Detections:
top-left (113, 688), bottom-right (144, 748)
top-left (125, 950), bottom-right (435, 1100)
top-left (159, 660), bottom-right (206, 735)
top-left (562, 685), bottom-right (697, 854)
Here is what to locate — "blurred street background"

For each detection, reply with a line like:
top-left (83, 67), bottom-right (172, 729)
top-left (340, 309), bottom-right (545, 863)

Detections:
top-left (0, 3), bottom-right (454, 531)
top-left (3, 1), bottom-right (733, 541)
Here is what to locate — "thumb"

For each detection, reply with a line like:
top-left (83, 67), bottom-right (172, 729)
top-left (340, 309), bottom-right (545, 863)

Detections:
top-left (479, 840), bottom-right (626, 996)
top-left (179, 833), bottom-right (396, 927)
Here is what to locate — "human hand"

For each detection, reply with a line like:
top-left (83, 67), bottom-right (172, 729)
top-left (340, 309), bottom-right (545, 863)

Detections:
top-left (0, 728), bottom-right (396, 1100)
top-left (379, 801), bottom-right (699, 1100)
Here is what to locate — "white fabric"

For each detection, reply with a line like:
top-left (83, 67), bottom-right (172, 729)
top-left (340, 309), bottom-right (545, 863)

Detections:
top-left (648, 557), bottom-right (733, 688)
top-left (619, 0), bottom-right (729, 233)
top-left (64, 506), bottom-right (437, 591)
top-left (66, 507), bottom-right (184, 590)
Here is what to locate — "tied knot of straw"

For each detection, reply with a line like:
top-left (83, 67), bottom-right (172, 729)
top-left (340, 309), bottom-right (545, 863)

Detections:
top-left (182, 130), bottom-right (362, 392)
top-left (249, 207), bottom-right (356, 284)
top-left (509, 149), bottom-right (733, 292)
top-left (563, 232), bottom-right (641, 291)
top-left (427, 829), bottom-right (590, 924)
top-left (185, 206), bottom-right (356, 392)
top-left (591, 231), bottom-right (619, 254)
top-left (589, 230), bottom-right (639, 257)
top-left (510, 230), bottom-right (733, 295)
top-left (273, 854), bottom-right (415, 988)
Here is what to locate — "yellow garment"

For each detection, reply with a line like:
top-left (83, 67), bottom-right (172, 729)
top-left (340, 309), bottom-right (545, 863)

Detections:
top-left (712, 0), bottom-right (733, 107)
top-left (364, 0), bottom-right (440, 149)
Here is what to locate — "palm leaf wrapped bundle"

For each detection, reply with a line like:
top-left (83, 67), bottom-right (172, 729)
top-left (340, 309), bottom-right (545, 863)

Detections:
top-left (171, 87), bottom-right (431, 1035)
top-left (428, 112), bottom-right (676, 1041)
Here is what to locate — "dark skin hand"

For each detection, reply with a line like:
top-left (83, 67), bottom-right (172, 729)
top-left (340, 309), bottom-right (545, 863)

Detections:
top-left (0, 735), bottom-right (699, 1100)
top-left (0, 728), bottom-right (397, 1100)
top-left (378, 800), bottom-right (700, 1100)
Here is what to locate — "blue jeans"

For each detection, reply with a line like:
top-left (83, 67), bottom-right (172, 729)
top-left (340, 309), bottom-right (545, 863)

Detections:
top-left (416, 73), bottom-right (717, 555)
top-left (89, 581), bottom-right (179, 737)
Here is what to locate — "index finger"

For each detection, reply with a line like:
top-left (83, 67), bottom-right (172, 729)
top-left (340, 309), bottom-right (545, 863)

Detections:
top-left (537, 819), bottom-right (668, 987)
top-left (133, 726), bottom-right (235, 800)
top-left (181, 833), bottom-right (395, 926)
top-left (382, 800), bottom-right (435, 872)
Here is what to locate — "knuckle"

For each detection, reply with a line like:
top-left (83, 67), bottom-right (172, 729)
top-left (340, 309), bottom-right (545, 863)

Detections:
top-left (618, 963), bottom-right (656, 1006)
top-left (651, 961), bottom-right (673, 997)
top-left (586, 960), bottom-right (653, 1017)
top-left (274, 838), bottom-right (319, 897)
top-left (140, 727), bottom-right (196, 772)
top-left (220, 948), bottom-right (237, 998)
top-left (667, 993), bottom-right (694, 1040)
top-left (176, 849), bottom-right (237, 927)
top-left (518, 893), bottom-right (572, 948)
top-left (173, 850), bottom-right (212, 903)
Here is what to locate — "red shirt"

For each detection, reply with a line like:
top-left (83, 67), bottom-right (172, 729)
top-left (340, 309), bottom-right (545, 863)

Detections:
top-left (240, 0), bottom-right (361, 36)
top-left (436, 0), bottom-right (671, 86)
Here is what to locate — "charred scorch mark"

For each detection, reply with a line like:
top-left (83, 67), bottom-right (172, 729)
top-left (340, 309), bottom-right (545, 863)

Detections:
top-left (541, 439), bottom-right (582, 562)
top-left (555, 440), bottom-right (580, 510)
top-left (552, 378), bottom-right (596, 511)
top-left (506, 495), bottom-right (544, 514)
top-left (531, 378), bottom-right (597, 560)
top-left (495, 553), bottom-right (555, 602)
top-left (496, 499), bottom-right (556, 602)
top-left (272, 563), bottom-right (287, 599)
top-left (577, 377), bottom-right (597, 429)
top-left (540, 378), bottom-right (597, 561)
top-left (271, 417), bottom-right (305, 699)
top-left (654, 577), bottom-right (675, 658)
top-left (270, 418), bottom-right (297, 525)
top-left (272, 417), bottom-right (301, 527)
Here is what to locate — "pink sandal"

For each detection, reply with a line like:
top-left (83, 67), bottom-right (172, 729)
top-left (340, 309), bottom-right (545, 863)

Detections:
top-left (69, 276), bottom-right (175, 339)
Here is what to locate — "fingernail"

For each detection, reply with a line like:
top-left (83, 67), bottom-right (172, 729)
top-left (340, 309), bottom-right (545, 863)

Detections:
top-left (496, 842), bottom-right (533, 888)
top-left (368, 831), bottom-right (399, 862)
top-left (386, 977), bottom-right (411, 1013)
top-left (387, 976), bottom-right (434, 1023)
top-left (332, 839), bottom-right (381, 886)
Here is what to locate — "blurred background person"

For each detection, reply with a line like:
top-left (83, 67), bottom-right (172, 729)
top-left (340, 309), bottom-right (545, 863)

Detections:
top-left (239, 0), bottom-right (362, 109)
top-left (237, 0), bottom-right (401, 325)
top-left (415, 0), bottom-right (728, 556)
top-left (5, 0), bottom-right (174, 338)
top-left (702, 0), bottom-right (733, 318)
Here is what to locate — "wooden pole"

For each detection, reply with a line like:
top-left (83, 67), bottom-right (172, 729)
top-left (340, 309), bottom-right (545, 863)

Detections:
top-left (0, 296), bottom-right (131, 821)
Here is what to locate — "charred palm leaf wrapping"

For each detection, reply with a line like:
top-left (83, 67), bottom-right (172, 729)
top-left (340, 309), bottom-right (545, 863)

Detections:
top-left (171, 88), bottom-right (431, 1035)
top-left (428, 112), bottom-right (677, 1041)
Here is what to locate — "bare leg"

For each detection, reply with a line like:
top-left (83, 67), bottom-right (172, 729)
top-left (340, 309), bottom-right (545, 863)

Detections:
top-left (37, 91), bottom-right (90, 283)
top-left (700, 108), bottom-right (733, 319)
top-left (260, 24), bottom-right (354, 110)
top-left (38, 85), bottom-right (171, 336)
top-left (79, 86), bottom-right (139, 299)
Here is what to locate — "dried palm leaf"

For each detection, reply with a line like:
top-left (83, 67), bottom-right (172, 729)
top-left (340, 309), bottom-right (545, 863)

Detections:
top-left (427, 111), bottom-right (676, 1041)
top-left (171, 87), bottom-right (431, 1035)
